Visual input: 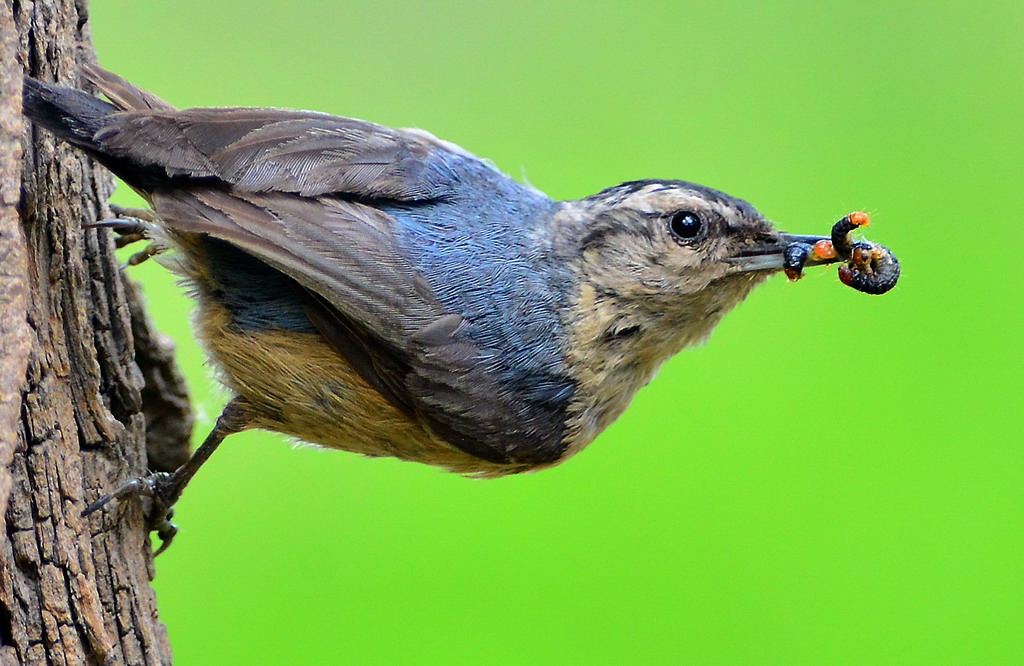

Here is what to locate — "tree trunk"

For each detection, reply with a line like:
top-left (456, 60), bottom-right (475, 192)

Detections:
top-left (0, 0), bottom-right (193, 663)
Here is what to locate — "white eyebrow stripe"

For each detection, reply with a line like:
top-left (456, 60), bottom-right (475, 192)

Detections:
top-left (622, 190), bottom-right (739, 219)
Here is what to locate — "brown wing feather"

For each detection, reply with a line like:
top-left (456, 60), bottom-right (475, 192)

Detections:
top-left (91, 108), bottom-right (450, 200)
top-left (152, 188), bottom-right (442, 344)
top-left (83, 64), bottom-right (455, 200)
top-left (82, 62), bottom-right (175, 111)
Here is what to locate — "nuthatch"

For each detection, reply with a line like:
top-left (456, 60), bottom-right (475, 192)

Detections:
top-left (22, 65), bottom-right (897, 552)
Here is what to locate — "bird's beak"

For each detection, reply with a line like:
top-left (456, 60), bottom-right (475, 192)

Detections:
top-left (725, 233), bottom-right (839, 273)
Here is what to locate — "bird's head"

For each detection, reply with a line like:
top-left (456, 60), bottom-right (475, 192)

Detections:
top-left (556, 179), bottom-right (832, 388)
top-left (568, 179), bottom-right (832, 307)
top-left (552, 179), bottom-right (835, 448)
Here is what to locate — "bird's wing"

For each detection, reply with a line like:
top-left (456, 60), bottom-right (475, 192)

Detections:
top-left (83, 64), bottom-right (457, 201)
top-left (154, 188), bottom-right (440, 341)
top-left (95, 108), bottom-right (455, 200)
top-left (80, 64), bottom-right (568, 466)
top-left (152, 188), bottom-right (567, 467)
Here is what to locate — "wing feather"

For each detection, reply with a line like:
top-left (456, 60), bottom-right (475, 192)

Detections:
top-left (84, 63), bottom-right (454, 201)
top-left (152, 188), bottom-right (568, 465)
top-left (78, 64), bottom-right (569, 466)
top-left (153, 188), bottom-right (439, 342)
top-left (95, 110), bottom-right (453, 200)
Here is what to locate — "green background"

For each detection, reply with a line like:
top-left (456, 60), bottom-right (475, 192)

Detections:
top-left (89, 1), bottom-right (1021, 663)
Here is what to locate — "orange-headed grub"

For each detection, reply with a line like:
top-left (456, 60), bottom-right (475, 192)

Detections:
top-left (812, 239), bottom-right (837, 260)
top-left (849, 211), bottom-right (870, 227)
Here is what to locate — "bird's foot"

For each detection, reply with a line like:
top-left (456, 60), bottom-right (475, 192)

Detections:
top-left (85, 204), bottom-right (168, 266)
top-left (83, 471), bottom-right (183, 556)
top-left (82, 399), bottom-right (252, 555)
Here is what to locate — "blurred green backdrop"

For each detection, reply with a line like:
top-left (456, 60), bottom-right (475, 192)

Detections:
top-left (88, 1), bottom-right (1021, 663)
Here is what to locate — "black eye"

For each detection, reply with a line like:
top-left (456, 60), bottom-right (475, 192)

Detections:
top-left (669, 211), bottom-right (703, 241)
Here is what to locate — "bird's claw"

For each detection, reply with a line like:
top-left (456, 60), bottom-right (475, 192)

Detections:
top-left (153, 508), bottom-right (178, 557)
top-left (82, 471), bottom-right (181, 555)
top-left (85, 205), bottom-right (167, 266)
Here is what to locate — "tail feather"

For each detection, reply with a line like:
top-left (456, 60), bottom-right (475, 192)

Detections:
top-left (80, 62), bottom-right (174, 112)
top-left (22, 77), bottom-right (117, 148)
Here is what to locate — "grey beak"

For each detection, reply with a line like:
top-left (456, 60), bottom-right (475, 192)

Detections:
top-left (726, 233), bottom-right (839, 273)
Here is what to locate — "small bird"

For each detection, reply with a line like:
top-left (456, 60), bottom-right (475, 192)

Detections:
top-left (24, 65), bottom-right (848, 550)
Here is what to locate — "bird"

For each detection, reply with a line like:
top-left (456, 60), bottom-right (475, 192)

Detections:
top-left (23, 64), bottom-right (843, 550)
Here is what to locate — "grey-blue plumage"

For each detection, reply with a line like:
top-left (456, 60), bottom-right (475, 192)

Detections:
top-left (381, 157), bottom-right (575, 457)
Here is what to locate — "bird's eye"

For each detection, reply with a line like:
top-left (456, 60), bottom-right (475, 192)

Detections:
top-left (669, 211), bottom-right (703, 241)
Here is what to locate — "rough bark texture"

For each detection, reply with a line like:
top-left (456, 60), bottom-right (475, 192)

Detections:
top-left (0, 0), bottom-right (193, 663)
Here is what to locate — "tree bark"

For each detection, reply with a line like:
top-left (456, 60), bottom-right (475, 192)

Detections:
top-left (0, 0), bottom-right (193, 663)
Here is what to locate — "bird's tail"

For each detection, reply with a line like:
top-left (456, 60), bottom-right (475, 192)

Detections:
top-left (22, 76), bottom-right (116, 149)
